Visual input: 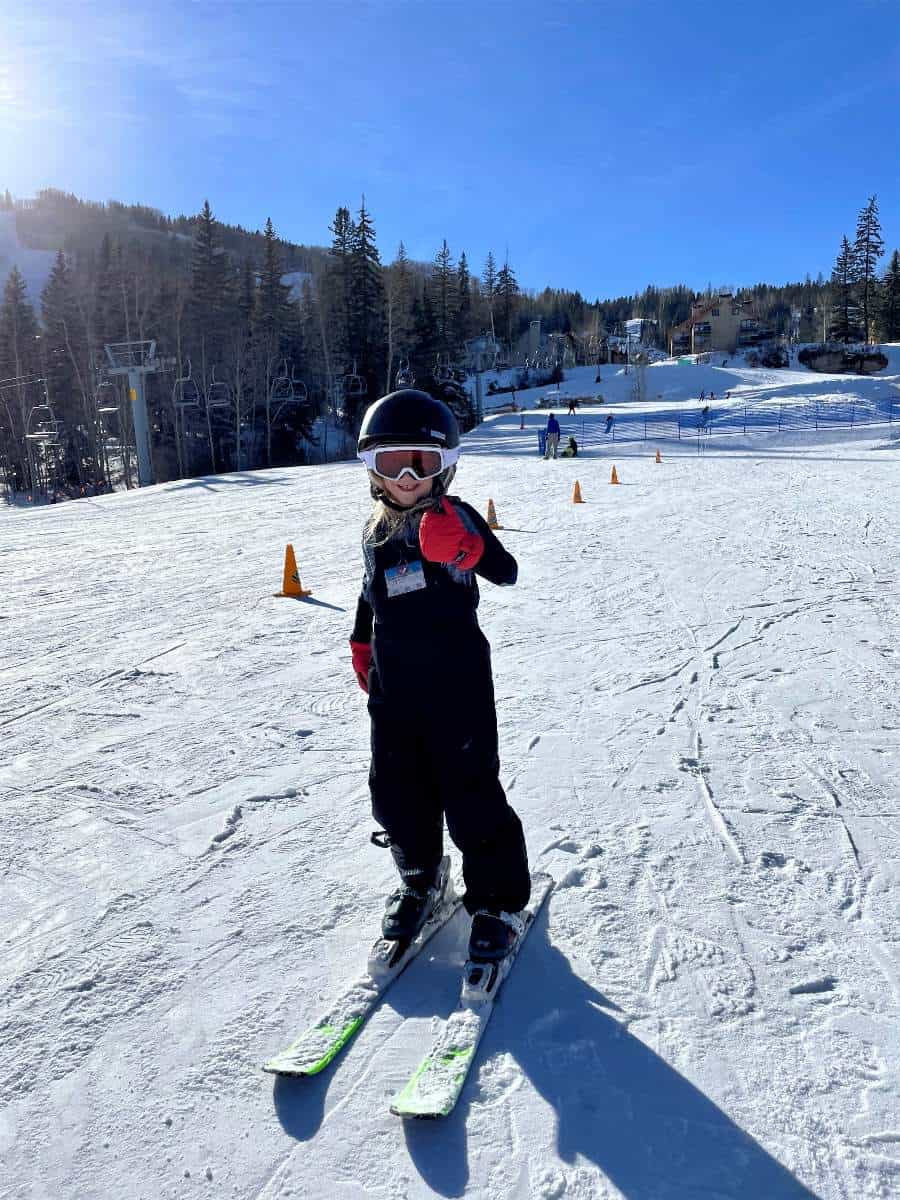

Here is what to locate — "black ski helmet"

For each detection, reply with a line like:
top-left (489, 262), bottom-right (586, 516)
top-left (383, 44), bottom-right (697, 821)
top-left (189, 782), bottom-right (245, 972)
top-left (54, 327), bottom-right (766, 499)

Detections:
top-left (357, 389), bottom-right (460, 453)
top-left (357, 389), bottom-right (460, 505)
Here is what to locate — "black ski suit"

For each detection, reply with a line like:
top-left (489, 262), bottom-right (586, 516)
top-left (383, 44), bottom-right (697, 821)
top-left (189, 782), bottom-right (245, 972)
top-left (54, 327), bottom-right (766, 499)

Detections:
top-left (351, 497), bottom-right (531, 915)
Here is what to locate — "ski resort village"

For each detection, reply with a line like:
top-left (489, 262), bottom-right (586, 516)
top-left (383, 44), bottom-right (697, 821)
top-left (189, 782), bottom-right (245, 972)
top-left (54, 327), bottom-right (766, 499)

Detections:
top-left (2, 5), bottom-right (900, 1199)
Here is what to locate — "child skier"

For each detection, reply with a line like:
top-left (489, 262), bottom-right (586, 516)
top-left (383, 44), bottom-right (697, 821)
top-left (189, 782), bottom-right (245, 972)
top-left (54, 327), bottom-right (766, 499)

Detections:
top-left (350, 389), bottom-right (531, 962)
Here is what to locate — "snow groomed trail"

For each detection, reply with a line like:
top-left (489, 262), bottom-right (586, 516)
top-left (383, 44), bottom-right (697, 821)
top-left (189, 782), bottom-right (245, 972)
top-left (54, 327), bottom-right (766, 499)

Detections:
top-left (1, 407), bottom-right (898, 1198)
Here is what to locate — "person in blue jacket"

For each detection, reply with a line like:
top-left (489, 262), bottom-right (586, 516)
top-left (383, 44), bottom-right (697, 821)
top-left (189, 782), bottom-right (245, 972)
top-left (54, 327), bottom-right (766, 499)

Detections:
top-left (544, 412), bottom-right (561, 459)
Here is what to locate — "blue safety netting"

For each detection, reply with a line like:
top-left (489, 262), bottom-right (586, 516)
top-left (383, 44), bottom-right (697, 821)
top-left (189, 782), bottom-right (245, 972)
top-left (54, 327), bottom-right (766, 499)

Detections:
top-left (536, 395), bottom-right (898, 455)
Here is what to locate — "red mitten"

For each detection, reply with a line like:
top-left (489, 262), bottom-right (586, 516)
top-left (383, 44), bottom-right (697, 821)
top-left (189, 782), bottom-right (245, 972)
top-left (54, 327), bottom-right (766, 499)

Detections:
top-left (419, 498), bottom-right (484, 570)
top-left (350, 640), bottom-right (372, 693)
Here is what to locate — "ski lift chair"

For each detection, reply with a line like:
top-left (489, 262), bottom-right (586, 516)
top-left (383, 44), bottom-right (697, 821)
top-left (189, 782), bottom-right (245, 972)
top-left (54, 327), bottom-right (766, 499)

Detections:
top-left (435, 353), bottom-right (452, 382)
top-left (289, 363), bottom-right (308, 404)
top-left (25, 404), bottom-right (60, 444)
top-left (396, 358), bottom-right (415, 387)
top-left (92, 377), bottom-right (121, 449)
top-left (271, 360), bottom-right (296, 404)
top-left (173, 358), bottom-right (201, 407)
top-left (96, 377), bottom-right (117, 412)
top-left (330, 375), bottom-right (346, 406)
top-left (208, 367), bottom-right (231, 408)
top-left (344, 360), bottom-right (367, 399)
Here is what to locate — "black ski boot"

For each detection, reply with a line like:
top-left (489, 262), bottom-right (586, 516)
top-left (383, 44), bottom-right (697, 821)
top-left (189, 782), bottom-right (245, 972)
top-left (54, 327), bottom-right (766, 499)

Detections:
top-left (468, 908), bottom-right (526, 963)
top-left (382, 856), bottom-right (449, 942)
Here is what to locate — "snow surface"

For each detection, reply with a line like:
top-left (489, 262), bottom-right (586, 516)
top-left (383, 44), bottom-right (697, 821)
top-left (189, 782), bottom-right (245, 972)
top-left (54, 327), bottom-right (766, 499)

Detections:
top-left (1, 373), bottom-right (899, 1198)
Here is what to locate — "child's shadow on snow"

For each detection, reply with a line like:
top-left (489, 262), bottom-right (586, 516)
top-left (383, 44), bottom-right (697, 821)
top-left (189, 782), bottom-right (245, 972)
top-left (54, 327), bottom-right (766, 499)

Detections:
top-left (402, 909), bottom-right (821, 1200)
top-left (271, 907), bottom-right (820, 1199)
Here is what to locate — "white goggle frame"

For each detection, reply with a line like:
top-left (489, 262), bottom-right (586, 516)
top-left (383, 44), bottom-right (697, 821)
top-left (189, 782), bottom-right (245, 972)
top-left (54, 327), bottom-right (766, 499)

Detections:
top-left (358, 444), bottom-right (460, 481)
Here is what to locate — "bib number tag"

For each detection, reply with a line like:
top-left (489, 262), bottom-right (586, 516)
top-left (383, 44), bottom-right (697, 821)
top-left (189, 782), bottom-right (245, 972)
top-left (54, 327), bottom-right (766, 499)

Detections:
top-left (384, 560), bottom-right (427, 598)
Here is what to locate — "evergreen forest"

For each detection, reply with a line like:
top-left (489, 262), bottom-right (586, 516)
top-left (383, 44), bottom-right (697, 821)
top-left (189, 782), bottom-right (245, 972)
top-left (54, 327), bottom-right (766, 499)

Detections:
top-left (1, 187), bottom-right (897, 499)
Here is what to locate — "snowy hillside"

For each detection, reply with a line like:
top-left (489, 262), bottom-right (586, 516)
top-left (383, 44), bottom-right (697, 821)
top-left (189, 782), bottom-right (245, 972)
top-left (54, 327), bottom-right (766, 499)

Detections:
top-left (1, 410), bottom-right (899, 1197)
top-left (0, 212), bottom-right (57, 304)
top-left (477, 348), bottom-right (900, 418)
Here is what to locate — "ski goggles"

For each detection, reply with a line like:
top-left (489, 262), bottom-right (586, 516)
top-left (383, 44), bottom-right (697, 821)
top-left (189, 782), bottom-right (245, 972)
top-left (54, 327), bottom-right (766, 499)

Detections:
top-left (358, 444), bottom-right (459, 481)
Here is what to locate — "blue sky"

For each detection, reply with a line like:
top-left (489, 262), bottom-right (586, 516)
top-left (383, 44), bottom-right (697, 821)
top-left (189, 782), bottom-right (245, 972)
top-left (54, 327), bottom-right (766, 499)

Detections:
top-left (2, 0), bottom-right (898, 298)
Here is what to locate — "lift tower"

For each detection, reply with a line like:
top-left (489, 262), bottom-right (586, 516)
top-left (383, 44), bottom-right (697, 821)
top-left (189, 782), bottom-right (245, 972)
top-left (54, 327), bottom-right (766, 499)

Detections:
top-left (104, 341), bottom-right (163, 487)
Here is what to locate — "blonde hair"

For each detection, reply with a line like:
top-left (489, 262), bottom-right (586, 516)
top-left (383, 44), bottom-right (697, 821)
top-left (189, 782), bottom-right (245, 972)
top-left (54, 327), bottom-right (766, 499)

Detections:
top-left (364, 473), bottom-right (431, 547)
top-left (362, 463), bottom-right (456, 547)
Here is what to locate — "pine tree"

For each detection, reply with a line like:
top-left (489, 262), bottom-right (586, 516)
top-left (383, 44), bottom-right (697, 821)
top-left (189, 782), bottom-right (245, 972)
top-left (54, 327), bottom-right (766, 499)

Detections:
top-left (496, 256), bottom-right (520, 350)
top-left (238, 258), bottom-right (255, 335)
top-left (349, 196), bottom-right (384, 419)
top-left (430, 239), bottom-right (456, 350)
top-left (254, 218), bottom-right (294, 466)
top-left (254, 217), bottom-right (291, 344)
top-left (385, 241), bottom-right (415, 390)
top-left (830, 236), bottom-right (860, 343)
top-left (327, 205), bottom-right (355, 369)
top-left (482, 251), bottom-right (498, 339)
top-left (854, 195), bottom-right (884, 342)
top-left (454, 251), bottom-right (472, 349)
top-left (187, 204), bottom-right (239, 477)
top-left (94, 233), bottom-right (127, 345)
top-left (0, 267), bottom-right (42, 492)
top-left (0, 267), bottom-right (40, 379)
top-left (878, 249), bottom-right (900, 342)
top-left (41, 250), bottom-right (95, 484)
top-left (225, 260), bottom-right (256, 472)
top-left (411, 286), bottom-right (440, 383)
top-left (482, 252), bottom-right (497, 308)
top-left (187, 200), bottom-right (234, 361)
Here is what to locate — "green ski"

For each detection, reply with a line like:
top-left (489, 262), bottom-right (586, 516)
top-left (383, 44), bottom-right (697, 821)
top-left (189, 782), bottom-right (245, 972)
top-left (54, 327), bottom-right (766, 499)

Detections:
top-left (390, 872), bottom-right (553, 1118)
top-left (264, 867), bottom-right (460, 1077)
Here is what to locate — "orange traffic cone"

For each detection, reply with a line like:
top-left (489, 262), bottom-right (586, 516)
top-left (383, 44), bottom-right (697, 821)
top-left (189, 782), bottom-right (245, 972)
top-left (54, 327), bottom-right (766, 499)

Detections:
top-left (655, 449), bottom-right (662, 463)
top-left (486, 498), bottom-right (502, 529)
top-left (274, 543), bottom-right (312, 598)
top-left (572, 480), bottom-right (585, 504)
top-left (610, 465), bottom-right (620, 485)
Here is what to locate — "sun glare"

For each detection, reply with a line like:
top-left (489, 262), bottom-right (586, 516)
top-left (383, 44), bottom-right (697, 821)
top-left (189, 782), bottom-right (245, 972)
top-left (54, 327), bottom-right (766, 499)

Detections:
top-left (0, 59), bottom-right (28, 128)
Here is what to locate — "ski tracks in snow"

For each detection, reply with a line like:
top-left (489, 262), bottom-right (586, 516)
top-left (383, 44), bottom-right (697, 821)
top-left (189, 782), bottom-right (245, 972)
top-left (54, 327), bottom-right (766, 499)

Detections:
top-left (3, 440), bottom-right (899, 1198)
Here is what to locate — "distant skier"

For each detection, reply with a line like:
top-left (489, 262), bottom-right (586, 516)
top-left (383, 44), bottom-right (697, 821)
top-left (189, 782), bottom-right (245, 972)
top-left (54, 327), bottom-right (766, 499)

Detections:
top-left (604, 413), bottom-right (614, 434)
top-left (567, 397), bottom-right (577, 415)
top-left (351, 389), bottom-right (531, 963)
top-left (544, 412), bottom-right (561, 459)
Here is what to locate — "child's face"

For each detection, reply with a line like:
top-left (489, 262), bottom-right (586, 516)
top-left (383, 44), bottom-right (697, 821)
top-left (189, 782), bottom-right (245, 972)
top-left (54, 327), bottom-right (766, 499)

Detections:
top-left (380, 472), bottom-right (434, 507)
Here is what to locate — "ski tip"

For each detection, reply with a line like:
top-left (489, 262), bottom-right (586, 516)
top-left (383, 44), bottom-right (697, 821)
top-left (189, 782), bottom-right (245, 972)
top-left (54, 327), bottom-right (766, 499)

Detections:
top-left (262, 1058), bottom-right (322, 1078)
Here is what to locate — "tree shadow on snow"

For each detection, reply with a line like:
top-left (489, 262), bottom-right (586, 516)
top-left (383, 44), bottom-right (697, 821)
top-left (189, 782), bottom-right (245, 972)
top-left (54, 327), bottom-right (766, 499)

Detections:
top-left (403, 908), bottom-right (822, 1200)
top-left (164, 472), bottom-right (293, 493)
